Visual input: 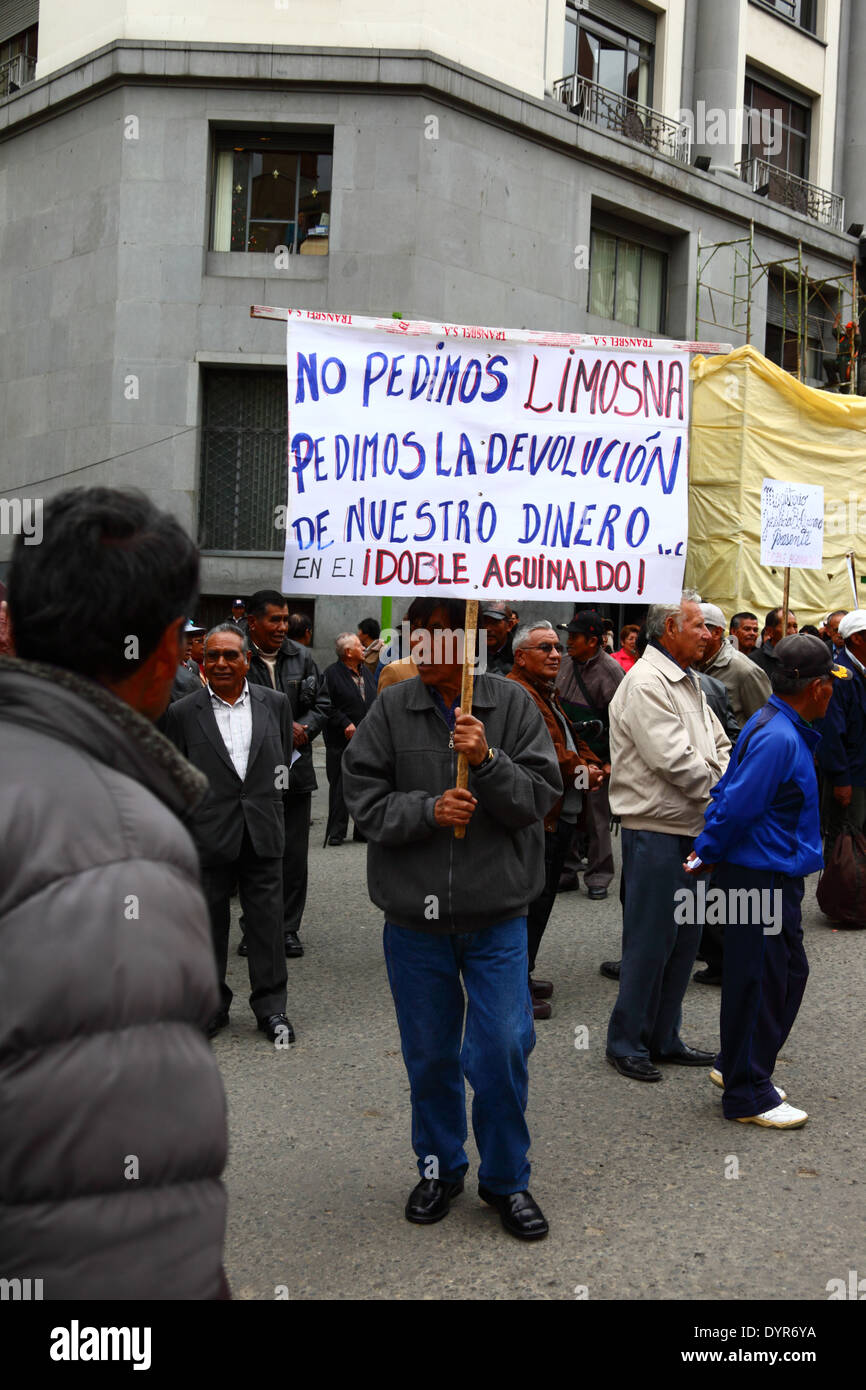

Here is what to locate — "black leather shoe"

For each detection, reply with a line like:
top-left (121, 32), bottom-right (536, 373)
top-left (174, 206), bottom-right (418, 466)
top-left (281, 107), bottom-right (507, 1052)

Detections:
top-left (237, 938), bottom-right (248, 957)
top-left (478, 1187), bottom-right (549, 1240)
top-left (587, 886), bottom-right (608, 900)
top-left (284, 931), bottom-right (304, 958)
top-left (327, 835), bottom-right (345, 846)
top-left (599, 959), bottom-right (621, 980)
top-left (651, 1045), bottom-right (715, 1066)
top-left (606, 1052), bottom-right (662, 1081)
top-left (258, 1013), bottom-right (295, 1044)
top-left (556, 871), bottom-right (580, 893)
top-left (207, 1010), bottom-right (230, 1039)
top-left (405, 1176), bottom-right (464, 1224)
top-left (693, 966), bottom-right (723, 985)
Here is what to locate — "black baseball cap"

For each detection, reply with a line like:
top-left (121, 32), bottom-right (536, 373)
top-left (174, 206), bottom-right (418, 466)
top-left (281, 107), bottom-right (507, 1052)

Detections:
top-left (775, 634), bottom-right (849, 680)
top-left (557, 609), bottom-right (604, 640)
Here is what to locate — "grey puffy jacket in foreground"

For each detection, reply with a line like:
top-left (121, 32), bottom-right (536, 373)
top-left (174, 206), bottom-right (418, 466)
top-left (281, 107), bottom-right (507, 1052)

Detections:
top-left (0, 657), bottom-right (228, 1299)
top-left (342, 674), bottom-right (562, 933)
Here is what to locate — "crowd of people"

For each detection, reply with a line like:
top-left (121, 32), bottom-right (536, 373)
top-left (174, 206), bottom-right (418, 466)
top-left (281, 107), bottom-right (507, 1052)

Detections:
top-left (1, 486), bottom-right (864, 1292)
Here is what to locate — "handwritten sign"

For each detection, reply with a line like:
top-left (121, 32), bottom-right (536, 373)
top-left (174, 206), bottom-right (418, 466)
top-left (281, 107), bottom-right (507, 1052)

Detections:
top-left (760, 479), bottom-right (824, 568)
top-left (280, 314), bottom-right (691, 600)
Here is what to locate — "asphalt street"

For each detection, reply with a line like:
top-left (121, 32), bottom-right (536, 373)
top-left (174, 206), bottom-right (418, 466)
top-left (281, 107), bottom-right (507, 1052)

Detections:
top-left (216, 752), bottom-right (865, 1301)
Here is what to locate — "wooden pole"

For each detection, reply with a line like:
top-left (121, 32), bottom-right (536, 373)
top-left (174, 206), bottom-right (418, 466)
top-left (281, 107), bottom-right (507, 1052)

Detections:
top-left (454, 599), bottom-right (479, 841)
top-left (781, 567), bottom-right (791, 639)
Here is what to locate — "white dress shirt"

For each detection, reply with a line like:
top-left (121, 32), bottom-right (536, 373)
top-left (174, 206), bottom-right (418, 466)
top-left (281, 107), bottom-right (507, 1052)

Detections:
top-left (209, 679), bottom-right (253, 781)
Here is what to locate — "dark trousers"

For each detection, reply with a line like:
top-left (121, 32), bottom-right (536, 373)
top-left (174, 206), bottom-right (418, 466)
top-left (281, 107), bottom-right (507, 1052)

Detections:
top-left (562, 783), bottom-right (614, 889)
top-left (607, 828), bottom-right (703, 1059)
top-left (527, 819), bottom-right (573, 973)
top-left (697, 870), bottom-right (724, 973)
top-left (283, 793), bottom-right (311, 934)
top-left (325, 745), bottom-right (349, 842)
top-left (200, 827), bottom-right (287, 1022)
top-left (716, 864), bottom-right (808, 1119)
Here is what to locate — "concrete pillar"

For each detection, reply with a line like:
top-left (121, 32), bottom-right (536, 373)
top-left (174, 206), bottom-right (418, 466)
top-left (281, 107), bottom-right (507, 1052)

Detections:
top-left (691, 0), bottom-right (743, 176)
top-left (843, 0), bottom-right (866, 224)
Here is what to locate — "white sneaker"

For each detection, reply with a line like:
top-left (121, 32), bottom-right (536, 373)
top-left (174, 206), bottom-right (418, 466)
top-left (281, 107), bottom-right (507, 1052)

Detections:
top-left (710, 1068), bottom-right (786, 1101)
top-left (736, 1101), bottom-right (807, 1129)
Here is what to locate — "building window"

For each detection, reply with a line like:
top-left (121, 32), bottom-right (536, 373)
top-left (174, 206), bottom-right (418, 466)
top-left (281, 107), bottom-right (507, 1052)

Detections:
top-left (588, 226), bottom-right (666, 333)
top-left (211, 131), bottom-right (332, 255)
top-left (198, 371), bottom-right (287, 552)
top-left (563, 1), bottom-right (654, 106)
top-left (752, 0), bottom-right (817, 36)
top-left (742, 75), bottom-right (810, 181)
top-left (0, 24), bottom-right (38, 96)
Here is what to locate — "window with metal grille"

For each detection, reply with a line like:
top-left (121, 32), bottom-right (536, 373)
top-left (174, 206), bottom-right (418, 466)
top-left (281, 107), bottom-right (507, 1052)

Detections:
top-left (198, 370), bottom-right (288, 553)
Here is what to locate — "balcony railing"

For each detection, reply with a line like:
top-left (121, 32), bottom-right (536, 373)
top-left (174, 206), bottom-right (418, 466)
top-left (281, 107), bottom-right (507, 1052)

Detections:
top-left (0, 52), bottom-right (36, 98)
top-left (737, 156), bottom-right (844, 231)
top-left (553, 75), bottom-right (692, 165)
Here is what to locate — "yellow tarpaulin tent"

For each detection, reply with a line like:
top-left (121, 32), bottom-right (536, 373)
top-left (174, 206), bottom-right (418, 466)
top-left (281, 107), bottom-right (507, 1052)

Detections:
top-left (687, 344), bottom-right (866, 626)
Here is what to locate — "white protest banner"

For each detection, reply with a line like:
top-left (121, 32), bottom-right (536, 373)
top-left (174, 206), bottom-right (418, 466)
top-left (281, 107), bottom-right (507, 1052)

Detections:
top-left (278, 310), bottom-right (696, 601)
top-left (760, 479), bottom-right (825, 569)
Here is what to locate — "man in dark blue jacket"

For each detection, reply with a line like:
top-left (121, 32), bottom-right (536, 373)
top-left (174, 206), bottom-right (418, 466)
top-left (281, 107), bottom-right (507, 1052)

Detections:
top-left (687, 636), bottom-right (850, 1129)
top-left (815, 609), bottom-right (866, 853)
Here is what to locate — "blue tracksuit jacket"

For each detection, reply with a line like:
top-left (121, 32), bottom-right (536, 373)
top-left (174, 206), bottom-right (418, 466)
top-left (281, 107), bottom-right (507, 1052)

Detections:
top-left (695, 696), bottom-right (822, 876)
top-left (814, 649), bottom-right (866, 787)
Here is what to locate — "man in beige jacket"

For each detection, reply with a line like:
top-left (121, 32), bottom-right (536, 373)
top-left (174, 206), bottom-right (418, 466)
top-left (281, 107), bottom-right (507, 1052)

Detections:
top-left (605, 591), bottom-right (731, 1082)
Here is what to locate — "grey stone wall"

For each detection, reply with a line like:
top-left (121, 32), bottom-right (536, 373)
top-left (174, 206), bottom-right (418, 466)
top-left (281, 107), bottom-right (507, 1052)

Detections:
top-left (0, 43), bottom-right (858, 657)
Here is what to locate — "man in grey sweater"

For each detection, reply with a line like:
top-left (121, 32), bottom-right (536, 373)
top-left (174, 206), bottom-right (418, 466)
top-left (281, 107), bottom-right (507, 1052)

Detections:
top-left (343, 596), bottom-right (561, 1240)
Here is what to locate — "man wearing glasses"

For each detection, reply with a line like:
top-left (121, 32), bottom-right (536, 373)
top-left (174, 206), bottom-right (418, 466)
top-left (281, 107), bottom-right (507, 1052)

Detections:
top-left (508, 622), bottom-right (604, 1017)
top-left (342, 597), bottom-right (562, 1240)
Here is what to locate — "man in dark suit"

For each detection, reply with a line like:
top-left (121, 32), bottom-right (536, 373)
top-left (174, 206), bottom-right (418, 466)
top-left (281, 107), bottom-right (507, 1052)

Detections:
top-left (323, 633), bottom-right (377, 845)
top-left (244, 588), bottom-right (331, 958)
top-left (164, 624), bottom-right (294, 1044)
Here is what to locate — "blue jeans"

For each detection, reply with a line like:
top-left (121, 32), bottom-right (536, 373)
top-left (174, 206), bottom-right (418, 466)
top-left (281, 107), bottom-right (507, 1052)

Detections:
top-left (383, 918), bottom-right (535, 1194)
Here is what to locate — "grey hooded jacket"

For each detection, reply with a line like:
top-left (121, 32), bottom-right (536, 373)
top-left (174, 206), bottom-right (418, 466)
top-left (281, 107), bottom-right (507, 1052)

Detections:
top-left (0, 656), bottom-right (228, 1300)
top-left (342, 673), bottom-right (562, 933)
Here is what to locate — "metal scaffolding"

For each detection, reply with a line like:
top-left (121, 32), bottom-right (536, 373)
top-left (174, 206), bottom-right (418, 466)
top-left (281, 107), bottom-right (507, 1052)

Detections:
top-left (695, 222), bottom-right (862, 389)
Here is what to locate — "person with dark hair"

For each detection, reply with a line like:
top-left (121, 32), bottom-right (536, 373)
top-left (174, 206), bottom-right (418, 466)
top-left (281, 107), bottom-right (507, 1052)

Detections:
top-left (730, 612), bottom-right (759, 656)
top-left (555, 610), bottom-right (623, 899)
top-left (688, 635), bottom-right (850, 1128)
top-left (323, 632), bottom-right (378, 844)
top-left (377, 596), bottom-right (439, 691)
top-left (287, 612), bottom-right (313, 645)
top-left (243, 588), bottom-right (330, 958)
top-left (750, 608), bottom-right (798, 677)
top-left (0, 486), bottom-right (228, 1299)
top-left (342, 596), bottom-right (562, 1240)
top-left (358, 616), bottom-right (384, 675)
top-left (164, 624), bottom-right (294, 1044)
top-left (479, 601), bottom-right (517, 675)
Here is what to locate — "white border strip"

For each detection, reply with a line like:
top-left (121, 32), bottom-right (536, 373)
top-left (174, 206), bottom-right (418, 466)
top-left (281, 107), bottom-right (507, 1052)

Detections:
top-left (250, 305), bottom-right (732, 355)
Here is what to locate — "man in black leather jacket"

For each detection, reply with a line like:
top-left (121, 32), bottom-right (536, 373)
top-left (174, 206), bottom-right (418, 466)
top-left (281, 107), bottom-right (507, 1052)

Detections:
top-left (244, 588), bottom-right (331, 957)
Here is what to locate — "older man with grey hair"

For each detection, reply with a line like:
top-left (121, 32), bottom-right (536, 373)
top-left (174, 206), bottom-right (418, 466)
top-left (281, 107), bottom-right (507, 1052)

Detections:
top-left (699, 602), bottom-right (771, 729)
top-left (605, 591), bottom-right (731, 1081)
top-left (323, 631), bottom-right (378, 845)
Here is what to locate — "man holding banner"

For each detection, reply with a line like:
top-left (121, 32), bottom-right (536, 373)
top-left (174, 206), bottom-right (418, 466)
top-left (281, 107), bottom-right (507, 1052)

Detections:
top-left (342, 597), bottom-right (562, 1240)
